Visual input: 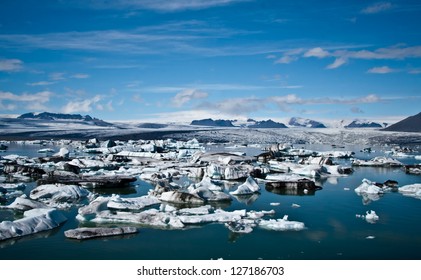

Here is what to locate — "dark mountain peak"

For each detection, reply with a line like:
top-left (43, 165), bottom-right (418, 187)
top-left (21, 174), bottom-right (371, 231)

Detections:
top-left (248, 119), bottom-right (287, 128)
top-left (345, 120), bottom-right (382, 128)
top-left (17, 112), bottom-right (113, 126)
top-left (383, 112), bottom-right (421, 132)
top-left (190, 118), bottom-right (234, 127)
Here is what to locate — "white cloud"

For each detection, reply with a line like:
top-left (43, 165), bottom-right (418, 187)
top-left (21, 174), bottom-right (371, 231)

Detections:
top-left (326, 57), bottom-right (348, 69)
top-left (367, 66), bottom-right (396, 74)
top-left (71, 73), bottom-right (90, 79)
top-left (27, 81), bottom-right (56, 86)
top-left (49, 72), bottom-right (66, 81)
top-left (361, 2), bottom-right (392, 14)
top-left (0, 90), bottom-right (53, 111)
top-left (303, 47), bottom-right (330, 58)
top-left (0, 90), bottom-right (53, 103)
top-left (84, 0), bottom-right (250, 12)
top-left (172, 89), bottom-right (208, 107)
top-left (0, 59), bottom-right (23, 72)
top-left (274, 55), bottom-right (297, 64)
top-left (62, 95), bottom-right (101, 113)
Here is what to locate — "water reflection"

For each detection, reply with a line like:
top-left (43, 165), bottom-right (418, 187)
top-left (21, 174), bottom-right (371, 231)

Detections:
top-left (231, 193), bottom-right (260, 205)
top-left (0, 227), bottom-right (61, 249)
top-left (265, 185), bottom-right (322, 196)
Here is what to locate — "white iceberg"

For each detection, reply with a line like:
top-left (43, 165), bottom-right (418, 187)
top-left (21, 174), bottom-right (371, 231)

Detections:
top-left (354, 179), bottom-right (383, 194)
top-left (398, 184), bottom-right (421, 199)
top-left (258, 215), bottom-right (305, 231)
top-left (30, 184), bottom-right (93, 209)
top-left (229, 176), bottom-right (260, 195)
top-left (0, 208), bottom-right (67, 241)
top-left (107, 194), bottom-right (161, 210)
top-left (2, 196), bottom-right (48, 211)
top-left (178, 209), bottom-right (246, 224)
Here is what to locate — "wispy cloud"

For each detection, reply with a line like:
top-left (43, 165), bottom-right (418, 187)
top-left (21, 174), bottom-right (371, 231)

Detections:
top-left (361, 2), bottom-right (393, 14)
top-left (367, 66), bottom-right (397, 74)
top-left (0, 59), bottom-right (23, 72)
top-left (27, 81), bottom-right (56, 86)
top-left (0, 21), bottom-right (255, 56)
top-left (326, 57), bottom-right (348, 69)
top-left (71, 73), bottom-right (90, 79)
top-left (0, 90), bottom-right (53, 111)
top-left (171, 89), bottom-right (208, 107)
top-left (49, 72), bottom-right (66, 81)
top-left (80, 0), bottom-right (250, 12)
top-left (272, 44), bottom-right (421, 70)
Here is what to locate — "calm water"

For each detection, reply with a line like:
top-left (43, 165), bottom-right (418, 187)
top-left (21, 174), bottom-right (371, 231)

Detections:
top-left (1, 142), bottom-right (421, 260)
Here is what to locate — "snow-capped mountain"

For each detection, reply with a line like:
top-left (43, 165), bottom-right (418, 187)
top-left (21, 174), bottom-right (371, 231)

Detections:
top-left (345, 120), bottom-right (383, 128)
top-left (288, 117), bottom-right (326, 128)
top-left (190, 118), bottom-right (235, 127)
top-left (247, 119), bottom-right (287, 128)
top-left (18, 112), bottom-right (113, 126)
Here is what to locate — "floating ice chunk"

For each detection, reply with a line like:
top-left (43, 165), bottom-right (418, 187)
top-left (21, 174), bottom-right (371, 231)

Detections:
top-left (366, 236), bottom-right (376, 239)
top-left (107, 194), bottom-right (160, 210)
top-left (54, 147), bottom-right (70, 158)
top-left (258, 215), bottom-right (305, 231)
top-left (190, 187), bottom-right (232, 202)
top-left (365, 210), bottom-right (379, 223)
top-left (0, 208), bottom-right (67, 241)
top-left (344, 188), bottom-right (350, 191)
top-left (291, 203), bottom-right (301, 208)
top-left (178, 209), bottom-right (246, 224)
top-left (176, 205), bottom-right (213, 215)
top-left (0, 183), bottom-right (26, 191)
top-left (64, 227), bottom-right (138, 240)
top-left (229, 176), bottom-right (260, 195)
top-left (398, 184), bottom-right (421, 199)
top-left (195, 176), bottom-right (222, 191)
top-left (319, 151), bottom-right (354, 158)
top-left (352, 157), bottom-right (403, 167)
top-left (2, 196), bottom-right (48, 211)
top-left (354, 179), bottom-right (383, 194)
top-left (160, 191), bottom-right (205, 205)
top-left (270, 202), bottom-right (280, 206)
top-left (76, 196), bottom-right (111, 222)
top-left (89, 209), bottom-right (185, 229)
top-left (30, 184), bottom-right (93, 209)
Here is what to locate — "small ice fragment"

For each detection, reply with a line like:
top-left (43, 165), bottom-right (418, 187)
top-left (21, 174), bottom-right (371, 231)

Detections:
top-left (270, 202), bottom-right (280, 206)
top-left (366, 236), bottom-right (376, 239)
top-left (365, 210), bottom-right (379, 222)
top-left (303, 189), bottom-right (308, 194)
top-left (291, 203), bottom-right (301, 208)
top-left (344, 188), bottom-right (350, 191)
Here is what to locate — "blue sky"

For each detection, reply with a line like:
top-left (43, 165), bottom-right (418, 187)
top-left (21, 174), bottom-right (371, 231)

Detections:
top-left (1, 0), bottom-right (421, 123)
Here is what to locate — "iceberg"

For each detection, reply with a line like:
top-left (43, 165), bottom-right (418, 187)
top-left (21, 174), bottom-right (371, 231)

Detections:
top-left (352, 157), bottom-right (403, 167)
top-left (159, 191), bottom-right (205, 205)
top-left (258, 215), bottom-right (305, 231)
top-left (178, 209), bottom-right (246, 224)
top-left (398, 184), bottom-right (421, 199)
top-left (2, 196), bottom-right (48, 211)
top-left (229, 176), bottom-right (260, 195)
top-left (30, 184), bottom-right (93, 209)
top-left (64, 227), bottom-right (138, 240)
top-left (107, 194), bottom-right (160, 210)
top-left (0, 208), bottom-right (67, 241)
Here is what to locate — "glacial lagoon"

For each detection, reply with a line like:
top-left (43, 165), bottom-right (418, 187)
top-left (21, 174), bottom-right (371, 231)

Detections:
top-left (1, 140), bottom-right (421, 260)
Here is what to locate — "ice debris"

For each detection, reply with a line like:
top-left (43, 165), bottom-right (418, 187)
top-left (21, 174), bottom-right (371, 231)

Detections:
top-left (258, 215), bottom-right (305, 231)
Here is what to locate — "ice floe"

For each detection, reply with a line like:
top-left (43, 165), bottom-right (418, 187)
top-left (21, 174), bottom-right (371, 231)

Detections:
top-left (64, 226), bottom-right (138, 240)
top-left (0, 208), bottom-right (67, 241)
top-left (258, 215), bottom-right (305, 231)
top-left (229, 176), bottom-right (260, 195)
top-left (29, 184), bottom-right (93, 209)
top-left (352, 156), bottom-right (403, 167)
top-left (398, 184), bottom-right (421, 199)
